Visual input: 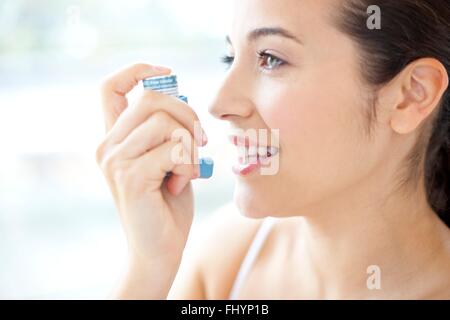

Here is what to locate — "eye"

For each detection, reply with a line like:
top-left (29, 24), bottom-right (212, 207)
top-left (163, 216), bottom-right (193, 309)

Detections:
top-left (220, 51), bottom-right (286, 71)
top-left (257, 50), bottom-right (285, 71)
top-left (220, 55), bottom-right (234, 69)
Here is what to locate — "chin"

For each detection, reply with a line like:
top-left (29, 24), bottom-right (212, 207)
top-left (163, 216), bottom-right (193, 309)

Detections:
top-left (233, 182), bottom-right (275, 219)
top-left (232, 174), bottom-right (320, 219)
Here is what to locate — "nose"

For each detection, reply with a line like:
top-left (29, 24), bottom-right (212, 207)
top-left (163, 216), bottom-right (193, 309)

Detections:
top-left (208, 67), bottom-right (254, 121)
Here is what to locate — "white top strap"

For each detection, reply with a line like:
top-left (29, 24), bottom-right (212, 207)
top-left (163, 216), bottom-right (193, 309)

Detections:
top-left (228, 217), bottom-right (277, 300)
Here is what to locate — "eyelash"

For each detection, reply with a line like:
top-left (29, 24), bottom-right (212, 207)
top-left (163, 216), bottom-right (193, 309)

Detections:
top-left (220, 50), bottom-right (286, 72)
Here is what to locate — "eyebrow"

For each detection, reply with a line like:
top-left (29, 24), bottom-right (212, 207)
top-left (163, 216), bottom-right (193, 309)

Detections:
top-left (226, 27), bottom-right (303, 46)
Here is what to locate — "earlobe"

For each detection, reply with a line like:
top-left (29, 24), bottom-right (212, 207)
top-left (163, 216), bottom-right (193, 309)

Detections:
top-left (390, 108), bottom-right (416, 134)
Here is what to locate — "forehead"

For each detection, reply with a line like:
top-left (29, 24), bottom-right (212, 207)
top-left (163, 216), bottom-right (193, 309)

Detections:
top-left (230, 0), bottom-right (333, 36)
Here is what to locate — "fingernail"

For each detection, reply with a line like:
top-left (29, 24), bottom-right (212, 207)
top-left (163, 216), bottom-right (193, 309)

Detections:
top-left (202, 129), bottom-right (208, 146)
top-left (195, 128), bottom-right (207, 146)
top-left (195, 134), bottom-right (203, 146)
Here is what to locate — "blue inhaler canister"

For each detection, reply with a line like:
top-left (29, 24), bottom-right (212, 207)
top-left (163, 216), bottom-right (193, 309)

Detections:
top-left (142, 75), bottom-right (214, 179)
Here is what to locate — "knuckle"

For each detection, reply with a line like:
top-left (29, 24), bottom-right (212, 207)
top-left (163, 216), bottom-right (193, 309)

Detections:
top-left (100, 76), bottom-right (114, 93)
top-left (152, 110), bottom-right (171, 126)
top-left (171, 127), bottom-right (191, 144)
top-left (99, 150), bottom-right (118, 176)
top-left (100, 152), bottom-right (133, 188)
top-left (95, 140), bottom-right (108, 166)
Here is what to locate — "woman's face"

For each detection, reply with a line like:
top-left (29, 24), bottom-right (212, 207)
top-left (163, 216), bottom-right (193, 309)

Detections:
top-left (209, 0), bottom-right (391, 218)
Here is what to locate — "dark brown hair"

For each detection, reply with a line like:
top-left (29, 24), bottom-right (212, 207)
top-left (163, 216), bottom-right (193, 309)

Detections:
top-left (334, 0), bottom-right (450, 226)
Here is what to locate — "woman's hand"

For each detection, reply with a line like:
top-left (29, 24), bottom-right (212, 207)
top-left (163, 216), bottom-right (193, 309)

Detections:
top-left (96, 63), bottom-right (206, 298)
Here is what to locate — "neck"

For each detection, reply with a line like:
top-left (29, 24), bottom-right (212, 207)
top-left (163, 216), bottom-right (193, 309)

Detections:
top-left (291, 167), bottom-right (449, 299)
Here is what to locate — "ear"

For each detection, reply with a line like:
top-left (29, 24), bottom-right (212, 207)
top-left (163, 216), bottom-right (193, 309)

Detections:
top-left (389, 58), bottom-right (449, 134)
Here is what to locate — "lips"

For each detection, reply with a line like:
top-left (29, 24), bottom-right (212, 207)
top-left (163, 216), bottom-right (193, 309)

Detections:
top-left (229, 134), bottom-right (279, 153)
top-left (228, 134), bottom-right (279, 175)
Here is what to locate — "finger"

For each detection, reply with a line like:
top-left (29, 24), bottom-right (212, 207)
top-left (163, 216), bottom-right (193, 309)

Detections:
top-left (132, 140), bottom-right (196, 193)
top-left (166, 170), bottom-right (193, 196)
top-left (108, 90), bottom-right (207, 147)
top-left (100, 63), bottom-right (172, 132)
top-left (115, 111), bottom-right (196, 161)
top-left (165, 142), bottom-right (197, 196)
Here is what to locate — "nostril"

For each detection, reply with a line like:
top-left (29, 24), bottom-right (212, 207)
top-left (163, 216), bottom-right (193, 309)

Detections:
top-left (219, 114), bottom-right (235, 121)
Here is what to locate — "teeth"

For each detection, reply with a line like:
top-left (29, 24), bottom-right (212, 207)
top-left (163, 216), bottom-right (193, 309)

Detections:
top-left (258, 147), bottom-right (267, 157)
top-left (248, 154), bottom-right (258, 164)
top-left (259, 155), bottom-right (272, 165)
top-left (267, 147), bottom-right (279, 157)
top-left (248, 146), bottom-right (258, 157)
top-left (237, 145), bottom-right (246, 159)
top-left (257, 146), bottom-right (279, 158)
top-left (235, 145), bottom-right (279, 164)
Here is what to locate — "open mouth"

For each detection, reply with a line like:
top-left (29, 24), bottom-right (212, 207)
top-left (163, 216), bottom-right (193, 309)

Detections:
top-left (237, 146), bottom-right (279, 164)
top-left (229, 135), bottom-right (280, 175)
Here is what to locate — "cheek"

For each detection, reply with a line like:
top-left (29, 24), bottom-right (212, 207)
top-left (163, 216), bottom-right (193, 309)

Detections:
top-left (257, 78), bottom-right (374, 201)
top-left (261, 60), bottom-right (365, 141)
top-left (259, 81), bottom-right (354, 154)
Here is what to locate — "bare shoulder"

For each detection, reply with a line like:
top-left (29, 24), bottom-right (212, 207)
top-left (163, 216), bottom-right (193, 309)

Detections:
top-left (168, 202), bottom-right (263, 299)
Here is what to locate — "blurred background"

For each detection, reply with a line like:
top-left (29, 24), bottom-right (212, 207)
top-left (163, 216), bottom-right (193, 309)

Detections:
top-left (0, 0), bottom-right (236, 299)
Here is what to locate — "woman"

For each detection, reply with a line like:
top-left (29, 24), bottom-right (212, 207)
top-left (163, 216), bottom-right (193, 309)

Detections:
top-left (96, 0), bottom-right (450, 299)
